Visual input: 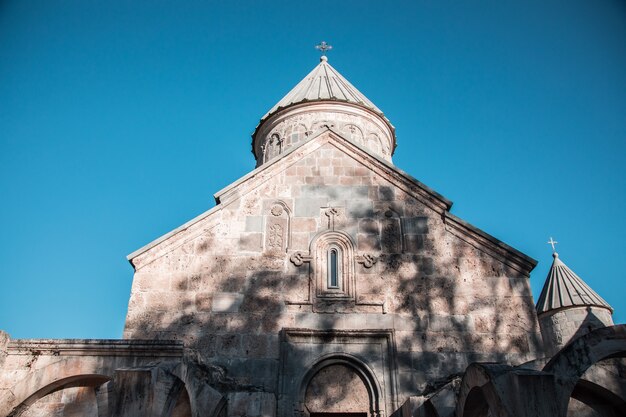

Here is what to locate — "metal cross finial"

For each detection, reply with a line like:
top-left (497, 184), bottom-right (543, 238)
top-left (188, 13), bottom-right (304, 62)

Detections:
top-left (315, 41), bottom-right (333, 56)
top-left (547, 237), bottom-right (559, 253)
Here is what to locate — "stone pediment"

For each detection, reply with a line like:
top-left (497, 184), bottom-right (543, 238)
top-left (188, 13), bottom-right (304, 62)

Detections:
top-left (127, 127), bottom-right (535, 275)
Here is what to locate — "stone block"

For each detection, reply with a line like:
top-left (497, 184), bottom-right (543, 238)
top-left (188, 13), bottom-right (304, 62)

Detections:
top-left (242, 335), bottom-right (270, 358)
top-left (217, 334), bottom-right (241, 356)
top-left (404, 235), bottom-right (424, 252)
top-left (404, 217), bottom-right (429, 234)
top-left (195, 292), bottom-right (213, 311)
top-left (429, 315), bottom-right (474, 332)
top-left (378, 186), bottom-right (394, 201)
top-left (418, 257), bottom-right (434, 275)
top-left (352, 186), bottom-right (370, 198)
top-left (229, 391), bottom-right (276, 417)
top-left (347, 200), bottom-right (373, 217)
top-left (239, 233), bottom-right (262, 251)
top-left (291, 217), bottom-right (317, 232)
top-left (358, 218), bottom-right (379, 234)
top-left (245, 216), bottom-right (263, 232)
top-left (357, 233), bottom-right (382, 251)
top-left (294, 197), bottom-right (327, 217)
top-left (212, 293), bottom-right (244, 313)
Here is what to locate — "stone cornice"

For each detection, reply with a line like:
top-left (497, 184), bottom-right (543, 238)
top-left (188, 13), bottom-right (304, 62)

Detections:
top-left (126, 203), bottom-right (222, 270)
top-left (7, 339), bottom-right (184, 357)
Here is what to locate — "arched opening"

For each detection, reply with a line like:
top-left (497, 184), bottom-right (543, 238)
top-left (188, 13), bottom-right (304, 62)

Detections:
top-left (567, 377), bottom-right (626, 416)
top-left (12, 375), bottom-right (110, 417)
top-left (461, 386), bottom-right (490, 417)
top-left (543, 325), bottom-right (626, 417)
top-left (171, 384), bottom-right (192, 417)
top-left (296, 354), bottom-right (384, 417)
top-left (305, 364), bottom-right (370, 417)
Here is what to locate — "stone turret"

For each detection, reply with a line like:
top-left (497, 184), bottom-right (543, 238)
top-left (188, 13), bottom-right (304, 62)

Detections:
top-left (252, 56), bottom-right (396, 167)
top-left (536, 251), bottom-right (613, 356)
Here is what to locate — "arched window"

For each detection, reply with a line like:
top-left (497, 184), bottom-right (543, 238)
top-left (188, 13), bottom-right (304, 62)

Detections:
top-left (310, 230), bottom-right (355, 300)
top-left (327, 247), bottom-right (340, 289)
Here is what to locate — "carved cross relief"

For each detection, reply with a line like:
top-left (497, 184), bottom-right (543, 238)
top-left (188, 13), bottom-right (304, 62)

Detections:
top-left (264, 202), bottom-right (290, 254)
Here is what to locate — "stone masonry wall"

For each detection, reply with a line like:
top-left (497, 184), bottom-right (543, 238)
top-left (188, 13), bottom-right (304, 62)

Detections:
top-left (124, 133), bottom-right (542, 408)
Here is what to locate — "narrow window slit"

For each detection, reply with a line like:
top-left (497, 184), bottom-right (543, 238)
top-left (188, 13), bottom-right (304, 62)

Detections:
top-left (329, 248), bottom-right (339, 288)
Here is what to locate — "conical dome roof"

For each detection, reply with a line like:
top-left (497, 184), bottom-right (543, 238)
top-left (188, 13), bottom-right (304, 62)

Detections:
top-left (536, 252), bottom-right (612, 315)
top-left (252, 56), bottom-right (396, 166)
top-left (260, 56), bottom-right (388, 121)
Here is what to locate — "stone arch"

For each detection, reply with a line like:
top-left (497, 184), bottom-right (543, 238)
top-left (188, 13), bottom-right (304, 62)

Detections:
top-left (160, 373), bottom-right (192, 417)
top-left (309, 230), bottom-right (356, 300)
top-left (456, 363), bottom-right (511, 417)
top-left (169, 361), bottom-right (227, 417)
top-left (287, 123), bottom-right (308, 146)
top-left (543, 324), bottom-right (626, 417)
top-left (366, 133), bottom-right (382, 155)
top-left (263, 133), bottom-right (283, 162)
top-left (9, 373), bottom-right (110, 417)
top-left (2, 357), bottom-right (116, 416)
top-left (343, 124), bottom-right (364, 145)
top-left (298, 354), bottom-right (383, 417)
top-left (570, 378), bottom-right (626, 416)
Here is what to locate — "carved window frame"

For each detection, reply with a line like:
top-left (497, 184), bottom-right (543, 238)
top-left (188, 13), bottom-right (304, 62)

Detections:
top-left (311, 231), bottom-right (355, 300)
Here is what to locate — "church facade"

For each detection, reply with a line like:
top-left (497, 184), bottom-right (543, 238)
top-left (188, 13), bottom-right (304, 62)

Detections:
top-left (1, 55), bottom-right (624, 417)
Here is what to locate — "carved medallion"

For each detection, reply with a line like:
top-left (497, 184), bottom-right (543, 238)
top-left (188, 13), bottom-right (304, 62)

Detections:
top-left (271, 204), bottom-right (284, 217)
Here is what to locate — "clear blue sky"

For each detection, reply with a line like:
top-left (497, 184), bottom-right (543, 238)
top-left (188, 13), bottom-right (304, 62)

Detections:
top-left (1, 1), bottom-right (624, 339)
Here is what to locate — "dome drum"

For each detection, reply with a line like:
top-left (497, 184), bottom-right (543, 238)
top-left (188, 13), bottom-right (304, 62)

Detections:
top-left (253, 101), bottom-right (395, 167)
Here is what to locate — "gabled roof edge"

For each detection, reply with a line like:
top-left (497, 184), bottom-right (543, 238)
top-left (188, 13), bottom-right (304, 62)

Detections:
top-left (129, 128), bottom-right (535, 277)
top-left (444, 212), bottom-right (538, 275)
top-left (126, 203), bottom-right (222, 268)
top-left (219, 127), bottom-right (452, 212)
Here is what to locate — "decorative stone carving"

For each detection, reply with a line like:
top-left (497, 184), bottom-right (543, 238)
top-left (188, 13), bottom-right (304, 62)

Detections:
top-left (356, 253), bottom-right (378, 268)
top-left (325, 207), bottom-right (339, 229)
top-left (289, 251), bottom-right (311, 267)
top-left (270, 204), bottom-right (284, 217)
top-left (381, 208), bottom-right (403, 253)
top-left (264, 201), bottom-right (290, 253)
top-left (267, 224), bottom-right (284, 249)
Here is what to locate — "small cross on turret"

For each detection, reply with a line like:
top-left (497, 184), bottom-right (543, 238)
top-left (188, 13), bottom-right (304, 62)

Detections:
top-left (315, 41), bottom-right (333, 57)
top-left (547, 237), bottom-right (558, 253)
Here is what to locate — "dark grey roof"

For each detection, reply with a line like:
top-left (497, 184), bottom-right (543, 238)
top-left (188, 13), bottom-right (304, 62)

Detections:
top-left (536, 252), bottom-right (612, 314)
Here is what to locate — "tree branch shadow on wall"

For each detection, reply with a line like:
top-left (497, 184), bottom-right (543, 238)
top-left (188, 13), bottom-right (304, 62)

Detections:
top-left (122, 208), bottom-right (543, 415)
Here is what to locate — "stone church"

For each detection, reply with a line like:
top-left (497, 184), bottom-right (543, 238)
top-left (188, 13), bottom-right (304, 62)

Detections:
top-left (1, 54), bottom-right (625, 417)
